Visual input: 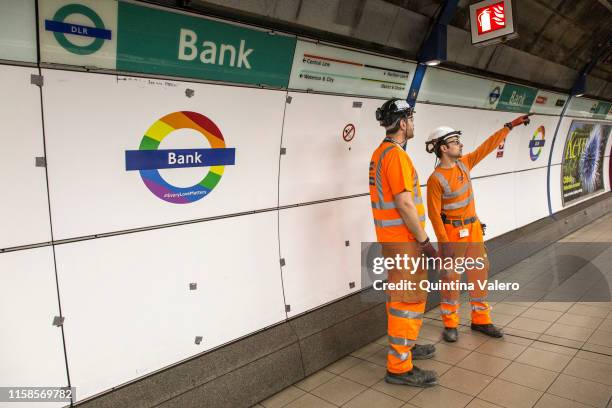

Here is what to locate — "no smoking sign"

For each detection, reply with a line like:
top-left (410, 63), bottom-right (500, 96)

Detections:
top-left (342, 123), bottom-right (356, 142)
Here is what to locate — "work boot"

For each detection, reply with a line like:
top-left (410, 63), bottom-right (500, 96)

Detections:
top-left (442, 328), bottom-right (458, 342)
top-left (471, 323), bottom-right (503, 338)
top-left (385, 366), bottom-right (438, 387)
top-left (412, 344), bottom-right (436, 360)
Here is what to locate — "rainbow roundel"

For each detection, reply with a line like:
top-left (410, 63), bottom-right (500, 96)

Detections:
top-left (139, 111), bottom-right (227, 204)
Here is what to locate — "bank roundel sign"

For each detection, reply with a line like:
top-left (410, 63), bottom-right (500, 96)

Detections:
top-left (125, 111), bottom-right (236, 204)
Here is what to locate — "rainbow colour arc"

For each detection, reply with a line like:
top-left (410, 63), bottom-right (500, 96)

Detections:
top-left (138, 111), bottom-right (228, 204)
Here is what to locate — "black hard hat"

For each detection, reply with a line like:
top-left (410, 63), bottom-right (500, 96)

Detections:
top-left (376, 98), bottom-right (414, 127)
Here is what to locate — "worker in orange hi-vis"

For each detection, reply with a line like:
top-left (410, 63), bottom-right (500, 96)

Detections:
top-left (369, 98), bottom-right (440, 388)
top-left (424, 114), bottom-right (532, 342)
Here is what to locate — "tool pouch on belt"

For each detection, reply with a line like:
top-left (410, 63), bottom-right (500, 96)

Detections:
top-left (480, 222), bottom-right (487, 236)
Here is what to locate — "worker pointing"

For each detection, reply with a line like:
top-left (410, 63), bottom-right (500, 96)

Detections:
top-left (369, 98), bottom-right (439, 388)
top-left (425, 114), bottom-right (531, 342)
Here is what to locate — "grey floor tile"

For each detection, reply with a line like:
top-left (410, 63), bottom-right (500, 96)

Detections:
top-left (376, 335), bottom-right (389, 346)
top-left (506, 317), bottom-right (553, 334)
top-left (502, 326), bottom-right (541, 340)
top-left (520, 307), bottom-right (564, 322)
top-left (475, 338), bottom-right (528, 360)
top-left (556, 313), bottom-right (604, 329)
top-left (567, 304), bottom-right (609, 318)
top-left (515, 347), bottom-right (572, 372)
top-left (586, 329), bottom-right (612, 348)
top-left (431, 342), bottom-right (472, 365)
top-left (409, 385), bottom-right (473, 408)
top-left (284, 393), bottom-right (336, 408)
top-left (295, 370), bottom-right (336, 392)
top-left (457, 351), bottom-right (511, 377)
top-left (582, 342), bottom-right (612, 356)
top-left (531, 302), bottom-right (573, 313)
top-left (325, 356), bottom-right (362, 375)
top-left (362, 346), bottom-right (388, 367)
top-left (489, 312), bottom-right (516, 327)
top-left (598, 318), bottom-right (612, 332)
top-left (444, 332), bottom-right (490, 351)
top-left (544, 322), bottom-right (594, 342)
top-left (575, 350), bottom-right (612, 365)
top-left (529, 341), bottom-right (578, 357)
top-left (547, 373), bottom-right (612, 408)
top-left (372, 378), bottom-right (422, 402)
top-left (563, 357), bottom-right (612, 386)
top-left (537, 334), bottom-right (584, 349)
top-left (350, 342), bottom-right (385, 359)
top-left (492, 303), bottom-right (529, 316)
top-left (340, 360), bottom-right (386, 387)
top-left (498, 361), bottom-right (558, 392)
top-left (465, 399), bottom-right (504, 408)
top-left (438, 366), bottom-right (494, 396)
top-left (261, 386), bottom-right (306, 408)
top-left (310, 376), bottom-right (366, 406)
top-left (499, 333), bottom-right (535, 346)
top-left (533, 393), bottom-right (592, 408)
top-left (477, 378), bottom-right (543, 408)
top-left (413, 358), bottom-right (453, 376)
top-left (343, 388), bottom-right (404, 408)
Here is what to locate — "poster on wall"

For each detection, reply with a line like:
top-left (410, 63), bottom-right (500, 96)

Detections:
top-left (561, 121), bottom-right (612, 205)
top-left (288, 40), bottom-right (415, 98)
top-left (38, 0), bottom-right (296, 87)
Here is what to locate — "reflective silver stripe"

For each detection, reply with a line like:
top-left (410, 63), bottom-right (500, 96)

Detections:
top-left (433, 172), bottom-right (451, 195)
top-left (470, 297), bottom-right (487, 303)
top-left (371, 200), bottom-right (396, 210)
top-left (374, 218), bottom-right (404, 227)
top-left (389, 308), bottom-right (423, 319)
top-left (389, 335), bottom-right (416, 346)
top-left (456, 161), bottom-right (471, 182)
top-left (375, 145), bottom-right (395, 204)
top-left (471, 305), bottom-right (489, 311)
top-left (441, 299), bottom-right (459, 305)
top-left (388, 348), bottom-right (410, 361)
top-left (443, 181), bottom-right (469, 199)
top-left (419, 214), bottom-right (426, 222)
top-left (440, 309), bottom-right (455, 315)
top-left (442, 192), bottom-right (474, 210)
top-left (413, 196), bottom-right (423, 205)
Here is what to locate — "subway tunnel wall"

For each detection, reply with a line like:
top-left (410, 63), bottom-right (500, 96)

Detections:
top-left (1, 0), bottom-right (612, 406)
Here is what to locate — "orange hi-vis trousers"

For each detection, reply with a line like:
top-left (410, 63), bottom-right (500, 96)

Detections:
top-left (439, 219), bottom-right (492, 328)
top-left (383, 243), bottom-right (428, 374)
top-left (387, 300), bottom-right (426, 373)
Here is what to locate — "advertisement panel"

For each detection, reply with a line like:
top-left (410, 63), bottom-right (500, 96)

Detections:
top-left (561, 120), bottom-right (612, 205)
top-left (288, 40), bottom-right (415, 98)
top-left (39, 0), bottom-right (296, 87)
top-left (0, 0), bottom-right (37, 63)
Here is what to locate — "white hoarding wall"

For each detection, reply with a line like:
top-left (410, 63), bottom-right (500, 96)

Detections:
top-left (41, 69), bottom-right (286, 240)
top-left (0, 247), bottom-right (68, 408)
top-left (54, 211), bottom-right (286, 400)
top-left (0, 65), bottom-right (52, 250)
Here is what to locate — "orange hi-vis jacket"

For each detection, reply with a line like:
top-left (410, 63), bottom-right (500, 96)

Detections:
top-left (427, 127), bottom-right (510, 243)
top-left (369, 140), bottom-right (426, 242)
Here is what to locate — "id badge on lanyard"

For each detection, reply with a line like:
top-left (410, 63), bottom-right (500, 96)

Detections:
top-left (459, 228), bottom-right (470, 238)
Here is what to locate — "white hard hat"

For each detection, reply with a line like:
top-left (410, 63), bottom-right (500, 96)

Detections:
top-left (425, 126), bottom-right (462, 154)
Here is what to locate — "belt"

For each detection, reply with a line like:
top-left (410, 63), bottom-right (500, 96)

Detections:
top-left (442, 216), bottom-right (478, 227)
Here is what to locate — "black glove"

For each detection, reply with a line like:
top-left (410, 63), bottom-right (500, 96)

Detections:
top-left (504, 113), bottom-right (532, 130)
top-left (418, 237), bottom-right (438, 259)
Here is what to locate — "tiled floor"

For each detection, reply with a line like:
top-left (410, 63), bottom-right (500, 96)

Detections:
top-left (255, 213), bottom-right (612, 408)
